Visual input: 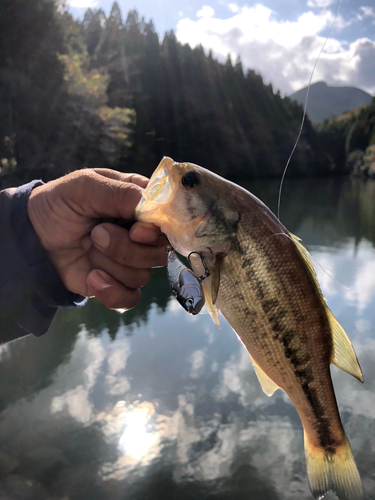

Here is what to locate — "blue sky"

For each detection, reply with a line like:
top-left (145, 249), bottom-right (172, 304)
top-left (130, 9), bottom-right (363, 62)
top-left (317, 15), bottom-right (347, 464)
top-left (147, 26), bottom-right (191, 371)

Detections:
top-left (68, 0), bottom-right (375, 95)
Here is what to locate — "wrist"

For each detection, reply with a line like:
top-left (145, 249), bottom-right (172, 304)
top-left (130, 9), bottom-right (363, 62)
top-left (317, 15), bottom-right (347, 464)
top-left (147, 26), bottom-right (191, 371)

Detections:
top-left (27, 184), bottom-right (54, 252)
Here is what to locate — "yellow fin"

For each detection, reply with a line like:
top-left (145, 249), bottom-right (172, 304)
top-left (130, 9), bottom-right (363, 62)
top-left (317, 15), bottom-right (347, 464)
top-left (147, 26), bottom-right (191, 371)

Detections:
top-left (289, 232), bottom-right (363, 383)
top-left (250, 357), bottom-right (280, 397)
top-left (202, 283), bottom-right (221, 328)
top-left (289, 232), bottom-right (323, 295)
top-left (327, 307), bottom-right (363, 382)
top-left (304, 432), bottom-right (363, 500)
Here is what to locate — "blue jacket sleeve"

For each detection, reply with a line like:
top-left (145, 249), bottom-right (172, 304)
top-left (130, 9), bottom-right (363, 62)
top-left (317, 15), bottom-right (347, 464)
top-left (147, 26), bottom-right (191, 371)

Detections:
top-left (0, 180), bottom-right (87, 341)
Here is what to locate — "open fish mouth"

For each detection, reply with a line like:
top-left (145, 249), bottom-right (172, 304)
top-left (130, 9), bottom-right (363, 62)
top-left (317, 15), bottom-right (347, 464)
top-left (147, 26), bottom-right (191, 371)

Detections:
top-left (135, 157), bottom-right (174, 222)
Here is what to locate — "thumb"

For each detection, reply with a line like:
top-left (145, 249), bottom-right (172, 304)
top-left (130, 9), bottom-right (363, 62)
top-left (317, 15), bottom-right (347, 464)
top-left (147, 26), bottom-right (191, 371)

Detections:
top-left (63, 170), bottom-right (144, 220)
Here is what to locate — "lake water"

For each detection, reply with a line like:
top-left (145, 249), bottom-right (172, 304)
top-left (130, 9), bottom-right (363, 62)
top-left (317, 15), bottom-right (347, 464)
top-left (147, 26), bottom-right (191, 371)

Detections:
top-left (1, 177), bottom-right (375, 500)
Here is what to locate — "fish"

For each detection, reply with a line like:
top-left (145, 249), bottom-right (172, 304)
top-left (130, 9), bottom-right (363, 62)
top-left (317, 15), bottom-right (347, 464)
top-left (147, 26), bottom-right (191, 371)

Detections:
top-left (135, 157), bottom-right (364, 500)
top-left (166, 246), bottom-right (205, 315)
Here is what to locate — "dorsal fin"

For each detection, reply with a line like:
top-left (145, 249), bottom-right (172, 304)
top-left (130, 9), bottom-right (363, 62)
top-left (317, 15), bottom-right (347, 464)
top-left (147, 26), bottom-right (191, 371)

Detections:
top-left (289, 232), bottom-right (363, 383)
top-left (251, 357), bottom-right (280, 397)
top-left (326, 307), bottom-right (363, 382)
top-left (289, 232), bottom-right (323, 297)
top-left (201, 283), bottom-right (221, 328)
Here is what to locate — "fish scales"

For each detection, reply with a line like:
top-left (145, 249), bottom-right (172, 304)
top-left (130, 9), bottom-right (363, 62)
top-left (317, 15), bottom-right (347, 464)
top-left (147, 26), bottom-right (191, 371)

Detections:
top-left (135, 157), bottom-right (364, 500)
top-left (213, 210), bottom-right (342, 452)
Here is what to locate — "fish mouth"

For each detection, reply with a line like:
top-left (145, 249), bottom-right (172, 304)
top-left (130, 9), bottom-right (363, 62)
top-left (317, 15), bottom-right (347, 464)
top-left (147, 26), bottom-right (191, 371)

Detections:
top-left (135, 157), bottom-right (175, 222)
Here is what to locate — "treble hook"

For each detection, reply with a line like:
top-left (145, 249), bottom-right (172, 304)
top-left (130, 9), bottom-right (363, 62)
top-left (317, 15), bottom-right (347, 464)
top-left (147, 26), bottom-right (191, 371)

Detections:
top-left (187, 249), bottom-right (212, 282)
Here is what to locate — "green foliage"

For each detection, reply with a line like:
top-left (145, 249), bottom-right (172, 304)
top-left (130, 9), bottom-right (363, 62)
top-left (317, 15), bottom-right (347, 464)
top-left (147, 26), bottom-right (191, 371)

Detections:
top-left (0, 0), bottom-right (134, 186)
top-left (0, 0), bottom-right (332, 186)
top-left (59, 51), bottom-right (109, 107)
top-left (318, 100), bottom-right (375, 174)
top-left (89, 8), bottom-right (327, 179)
top-left (96, 106), bottom-right (134, 164)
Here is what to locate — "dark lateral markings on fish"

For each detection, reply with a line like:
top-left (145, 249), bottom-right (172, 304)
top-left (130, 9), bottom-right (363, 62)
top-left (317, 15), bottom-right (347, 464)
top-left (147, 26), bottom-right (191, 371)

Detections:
top-left (135, 157), bottom-right (364, 500)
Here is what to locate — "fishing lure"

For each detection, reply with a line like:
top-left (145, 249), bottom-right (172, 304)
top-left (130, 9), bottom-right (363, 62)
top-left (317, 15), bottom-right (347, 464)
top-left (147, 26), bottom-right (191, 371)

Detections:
top-left (166, 246), bottom-right (205, 315)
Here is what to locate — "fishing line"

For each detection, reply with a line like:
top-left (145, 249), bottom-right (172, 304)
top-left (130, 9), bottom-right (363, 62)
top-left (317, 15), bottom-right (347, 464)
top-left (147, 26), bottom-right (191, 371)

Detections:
top-left (266, 231), bottom-right (350, 291)
top-left (273, 0), bottom-right (349, 291)
top-left (277, 0), bottom-right (343, 222)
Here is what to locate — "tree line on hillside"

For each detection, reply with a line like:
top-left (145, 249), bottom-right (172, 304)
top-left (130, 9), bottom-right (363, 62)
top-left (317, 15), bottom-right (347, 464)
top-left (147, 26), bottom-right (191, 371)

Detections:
top-left (0, 0), bottom-right (333, 188)
top-left (317, 98), bottom-right (375, 177)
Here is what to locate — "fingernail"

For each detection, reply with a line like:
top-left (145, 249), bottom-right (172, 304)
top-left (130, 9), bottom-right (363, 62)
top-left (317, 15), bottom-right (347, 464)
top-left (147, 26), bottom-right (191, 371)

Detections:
top-left (92, 225), bottom-right (110, 249)
top-left (87, 270), bottom-right (112, 290)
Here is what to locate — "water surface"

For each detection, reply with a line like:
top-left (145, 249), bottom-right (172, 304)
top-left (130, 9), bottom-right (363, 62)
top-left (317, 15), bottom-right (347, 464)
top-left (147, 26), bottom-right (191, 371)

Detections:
top-left (1, 177), bottom-right (375, 500)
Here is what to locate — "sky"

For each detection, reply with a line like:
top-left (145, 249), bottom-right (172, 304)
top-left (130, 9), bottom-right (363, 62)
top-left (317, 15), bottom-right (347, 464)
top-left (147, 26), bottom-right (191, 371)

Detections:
top-left (68, 0), bottom-right (375, 96)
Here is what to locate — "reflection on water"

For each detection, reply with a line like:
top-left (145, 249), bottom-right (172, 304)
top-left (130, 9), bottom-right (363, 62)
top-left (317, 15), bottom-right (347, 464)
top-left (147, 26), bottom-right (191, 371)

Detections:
top-left (1, 178), bottom-right (375, 499)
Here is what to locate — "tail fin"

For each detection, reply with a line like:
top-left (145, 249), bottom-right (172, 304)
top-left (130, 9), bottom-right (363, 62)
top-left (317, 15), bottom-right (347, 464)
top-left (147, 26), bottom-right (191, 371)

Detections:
top-left (304, 432), bottom-right (363, 500)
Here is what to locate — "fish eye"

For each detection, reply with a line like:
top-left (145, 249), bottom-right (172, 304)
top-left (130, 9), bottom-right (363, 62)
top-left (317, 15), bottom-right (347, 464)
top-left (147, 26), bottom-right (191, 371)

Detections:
top-left (181, 170), bottom-right (200, 190)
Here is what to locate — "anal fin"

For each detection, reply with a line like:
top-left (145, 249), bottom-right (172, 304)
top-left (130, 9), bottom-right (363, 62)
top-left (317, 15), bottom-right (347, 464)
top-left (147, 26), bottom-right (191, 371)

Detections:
top-left (327, 308), bottom-right (363, 382)
top-left (202, 283), bottom-right (221, 328)
top-left (251, 357), bottom-right (280, 397)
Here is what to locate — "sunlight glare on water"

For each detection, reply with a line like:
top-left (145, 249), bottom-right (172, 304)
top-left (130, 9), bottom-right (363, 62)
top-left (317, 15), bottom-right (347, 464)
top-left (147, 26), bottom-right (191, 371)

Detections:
top-left (1, 177), bottom-right (375, 499)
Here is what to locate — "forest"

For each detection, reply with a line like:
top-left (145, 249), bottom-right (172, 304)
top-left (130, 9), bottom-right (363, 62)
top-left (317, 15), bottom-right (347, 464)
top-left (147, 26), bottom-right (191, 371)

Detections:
top-left (318, 98), bottom-right (375, 177)
top-left (0, 0), bottom-right (337, 188)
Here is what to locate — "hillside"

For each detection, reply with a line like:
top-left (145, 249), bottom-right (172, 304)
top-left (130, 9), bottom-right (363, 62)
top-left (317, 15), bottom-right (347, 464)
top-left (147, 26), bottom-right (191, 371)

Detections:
top-left (290, 81), bottom-right (373, 124)
top-left (0, 0), bottom-right (333, 186)
top-left (317, 98), bottom-right (375, 176)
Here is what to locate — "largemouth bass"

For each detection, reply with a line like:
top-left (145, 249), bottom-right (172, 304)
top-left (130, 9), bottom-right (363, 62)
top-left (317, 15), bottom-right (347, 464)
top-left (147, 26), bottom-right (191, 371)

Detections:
top-left (135, 157), bottom-right (364, 500)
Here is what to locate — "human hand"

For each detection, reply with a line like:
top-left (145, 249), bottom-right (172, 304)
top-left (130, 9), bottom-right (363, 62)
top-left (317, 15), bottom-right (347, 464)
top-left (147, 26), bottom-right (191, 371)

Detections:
top-left (27, 169), bottom-right (167, 310)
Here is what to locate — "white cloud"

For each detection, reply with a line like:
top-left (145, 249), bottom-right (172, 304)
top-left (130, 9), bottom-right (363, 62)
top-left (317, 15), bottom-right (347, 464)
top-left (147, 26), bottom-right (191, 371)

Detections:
top-left (84, 338), bottom-right (106, 390)
top-left (360, 6), bottom-right (375, 19)
top-left (188, 348), bottom-right (206, 378)
top-left (228, 3), bottom-right (239, 13)
top-left (345, 256), bottom-right (375, 312)
top-left (307, 0), bottom-right (334, 8)
top-left (52, 385), bottom-right (94, 424)
top-left (107, 339), bottom-right (131, 375)
top-left (105, 374), bottom-right (131, 395)
top-left (67, 0), bottom-right (97, 8)
top-left (197, 6), bottom-right (215, 18)
top-left (176, 4), bottom-right (375, 95)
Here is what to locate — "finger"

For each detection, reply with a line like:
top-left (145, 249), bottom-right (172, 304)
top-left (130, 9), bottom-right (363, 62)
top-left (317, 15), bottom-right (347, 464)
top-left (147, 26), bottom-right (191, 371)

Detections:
top-left (91, 223), bottom-right (167, 268)
top-left (91, 169), bottom-right (150, 189)
top-left (87, 269), bottom-right (141, 310)
top-left (129, 222), bottom-right (164, 244)
top-left (86, 245), bottom-right (152, 289)
top-left (81, 234), bottom-right (92, 252)
top-left (62, 170), bottom-right (145, 220)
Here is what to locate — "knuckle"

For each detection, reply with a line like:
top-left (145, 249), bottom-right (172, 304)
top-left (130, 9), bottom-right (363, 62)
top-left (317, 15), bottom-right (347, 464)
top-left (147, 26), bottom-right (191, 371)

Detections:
top-left (72, 168), bottom-right (96, 184)
top-left (67, 169), bottom-right (100, 197)
top-left (118, 182), bottom-right (142, 205)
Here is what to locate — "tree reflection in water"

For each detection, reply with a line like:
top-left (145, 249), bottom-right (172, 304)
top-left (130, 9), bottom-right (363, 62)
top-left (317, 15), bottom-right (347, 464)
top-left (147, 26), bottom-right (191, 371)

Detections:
top-left (1, 178), bottom-right (375, 499)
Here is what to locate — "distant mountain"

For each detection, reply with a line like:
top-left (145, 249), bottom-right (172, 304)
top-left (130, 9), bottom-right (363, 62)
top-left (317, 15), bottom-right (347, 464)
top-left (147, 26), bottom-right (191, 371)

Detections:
top-left (289, 81), bottom-right (373, 123)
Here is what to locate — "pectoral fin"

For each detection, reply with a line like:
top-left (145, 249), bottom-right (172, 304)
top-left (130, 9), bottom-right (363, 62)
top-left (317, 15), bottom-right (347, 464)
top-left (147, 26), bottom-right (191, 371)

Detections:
top-left (202, 283), bottom-right (221, 328)
top-left (327, 308), bottom-right (363, 382)
top-left (251, 357), bottom-right (280, 397)
top-left (211, 255), bottom-right (222, 304)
